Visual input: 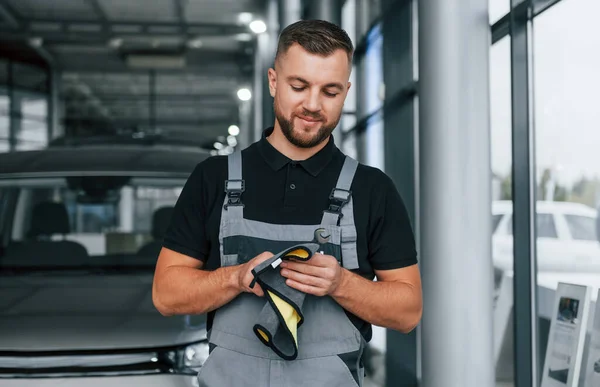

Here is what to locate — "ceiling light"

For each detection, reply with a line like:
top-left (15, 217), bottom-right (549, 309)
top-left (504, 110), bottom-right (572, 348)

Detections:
top-left (214, 142), bottom-right (224, 150)
top-left (228, 125), bottom-right (240, 136)
top-left (227, 135), bottom-right (238, 147)
top-left (187, 38), bottom-right (203, 49)
top-left (237, 88), bottom-right (252, 101)
top-left (29, 37), bottom-right (43, 47)
top-left (238, 12), bottom-right (253, 25)
top-left (108, 38), bottom-right (122, 48)
top-left (219, 146), bottom-right (234, 155)
top-left (249, 20), bottom-right (267, 34)
top-left (235, 33), bottom-right (253, 42)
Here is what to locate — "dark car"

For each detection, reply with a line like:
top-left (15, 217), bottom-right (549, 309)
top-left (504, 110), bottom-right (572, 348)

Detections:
top-left (0, 143), bottom-right (211, 386)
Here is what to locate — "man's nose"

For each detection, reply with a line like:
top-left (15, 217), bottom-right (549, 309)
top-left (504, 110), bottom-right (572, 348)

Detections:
top-left (302, 89), bottom-right (322, 113)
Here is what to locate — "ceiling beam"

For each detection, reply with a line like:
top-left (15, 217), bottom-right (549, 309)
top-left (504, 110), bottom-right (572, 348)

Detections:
top-left (63, 97), bottom-right (237, 105)
top-left (0, 29), bottom-right (242, 45)
top-left (60, 67), bottom-right (243, 74)
top-left (54, 52), bottom-right (249, 75)
top-left (62, 92), bottom-right (238, 100)
top-left (62, 117), bottom-right (234, 126)
top-left (24, 18), bottom-right (247, 32)
top-left (0, 19), bottom-right (250, 43)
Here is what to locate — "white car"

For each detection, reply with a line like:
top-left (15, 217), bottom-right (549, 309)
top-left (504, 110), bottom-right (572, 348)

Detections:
top-left (0, 141), bottom-right (211, 386)
top-left (492, 200), bottom-right (600, 298)
top-left (492, 200), bottom-right (600, 273)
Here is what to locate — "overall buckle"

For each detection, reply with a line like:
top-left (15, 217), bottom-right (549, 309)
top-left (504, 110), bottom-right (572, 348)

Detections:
top-left (324, 188), bottom-right (351, 218)
top-left (224, 179), bottom-right (245, 209)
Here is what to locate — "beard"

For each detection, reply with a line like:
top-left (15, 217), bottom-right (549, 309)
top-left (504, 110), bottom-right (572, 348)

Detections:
top-left (274, 99), bottom-right (341, 149)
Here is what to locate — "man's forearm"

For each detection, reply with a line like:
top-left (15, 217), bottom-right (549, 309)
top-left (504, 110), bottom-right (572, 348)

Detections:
top-left (331, 270), bottom-right (422, 333)
top-left (153, 265), bottom-right (241, 316)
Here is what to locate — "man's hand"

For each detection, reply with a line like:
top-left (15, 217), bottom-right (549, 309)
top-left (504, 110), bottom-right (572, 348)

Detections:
top-left (279, 253), bottom-right (345, 297)
top-left (237, 251), bottom-right (274, 297)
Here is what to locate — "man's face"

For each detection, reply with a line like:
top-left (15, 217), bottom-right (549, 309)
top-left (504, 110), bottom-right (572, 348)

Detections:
top-left (269, 44), bottom-right (351, 149)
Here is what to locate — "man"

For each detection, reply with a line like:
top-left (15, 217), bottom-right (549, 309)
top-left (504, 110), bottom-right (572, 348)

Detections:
top-left (152, 19), bottom-right (422, 386)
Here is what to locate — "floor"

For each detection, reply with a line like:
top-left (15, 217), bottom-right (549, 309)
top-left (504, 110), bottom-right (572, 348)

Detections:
top-left (361, 346), bottom-right (516, 387)
top-left (362, 379), bottom-right (515, 387)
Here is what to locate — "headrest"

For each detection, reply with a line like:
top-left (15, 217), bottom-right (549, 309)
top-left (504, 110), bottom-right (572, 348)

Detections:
top-left (152, 206), bottom-right (174, 240)
top-left (28, 201), bottom-right (70, 238)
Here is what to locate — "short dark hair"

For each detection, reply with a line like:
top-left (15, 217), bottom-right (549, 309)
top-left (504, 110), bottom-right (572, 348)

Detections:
top-left (275, 20), bottom-right (354, 65)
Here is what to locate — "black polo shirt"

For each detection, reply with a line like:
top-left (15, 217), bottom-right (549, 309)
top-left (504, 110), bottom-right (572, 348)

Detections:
top-left (163, 127), bottom-right (417, 342)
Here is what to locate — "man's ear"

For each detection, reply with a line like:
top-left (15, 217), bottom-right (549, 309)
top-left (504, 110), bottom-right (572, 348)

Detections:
top-left (268, 68), bottom-right (277, 98)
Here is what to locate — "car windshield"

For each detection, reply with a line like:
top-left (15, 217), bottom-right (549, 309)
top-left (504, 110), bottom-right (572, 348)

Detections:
top-left (564, 214), bottom-right (597, 242)
top-left (0, 175), bottom-right (184, 271)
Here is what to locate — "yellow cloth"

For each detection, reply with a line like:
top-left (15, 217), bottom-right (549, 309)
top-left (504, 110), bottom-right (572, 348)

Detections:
top-left (257, 290), bottom-right (301, 344)
top-left (285, 248), bottom-right (310, 261)
top-left (255, 246), bottom-right (310, 347)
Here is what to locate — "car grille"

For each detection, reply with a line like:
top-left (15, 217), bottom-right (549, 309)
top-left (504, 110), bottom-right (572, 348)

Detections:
top-left (0, 348), bottom-right (181, 378)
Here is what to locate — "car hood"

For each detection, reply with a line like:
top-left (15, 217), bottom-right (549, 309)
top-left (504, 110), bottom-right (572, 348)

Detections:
top-left (0, 271), bottom-right (207, 352)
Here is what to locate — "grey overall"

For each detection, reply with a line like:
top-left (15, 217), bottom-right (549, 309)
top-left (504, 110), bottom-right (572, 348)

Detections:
top-left (197, 150), bottom-right (366, 387)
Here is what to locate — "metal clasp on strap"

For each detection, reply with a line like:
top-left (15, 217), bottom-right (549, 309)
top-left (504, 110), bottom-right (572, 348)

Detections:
top-left (324, 188), bottom-right (351, 218)
top-left (224, 179), bottom-right (245, 209)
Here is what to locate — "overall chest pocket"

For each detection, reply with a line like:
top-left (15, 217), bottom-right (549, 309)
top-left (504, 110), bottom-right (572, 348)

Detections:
top-left (222, 224), bottom-right (343, 266)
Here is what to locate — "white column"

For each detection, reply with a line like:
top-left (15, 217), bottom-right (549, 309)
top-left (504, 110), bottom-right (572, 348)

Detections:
top-left (119, 186), bottom-right (134, 232)
top-left (418, 0), bottom-right (494, 386)
top-left (253, 0), bottom-right (278, 142)
top-left (252, 34), bottom-right (266, 143)
top-left (237, 100), bottom-right (252, 150)
top-left (278, 0), bottom-right (301, 29)
top-left (49, 69), bottom-right (63, 139)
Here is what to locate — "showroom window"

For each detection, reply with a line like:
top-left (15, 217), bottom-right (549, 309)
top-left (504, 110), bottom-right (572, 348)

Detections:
top-left (340, 0), bottom-right (358, 158)
top-left (14, 90), bottom-right (48, 151)
top-left (490, 34), bottom-right (515, 386)
top-left (360, 23), bottom-right (385, 171)
top-left (341, 17), bottom-right (385, 170)
top-left (533, 0), bottom-right (600, 280)
top-left (491, 0), bottom-right (600, 384)
top-left (0, 59), bottom-right (50, 152)
top-left (0, 91), bottom-right (8, 152)
top-left (0, 60), bottom-right (9, 152)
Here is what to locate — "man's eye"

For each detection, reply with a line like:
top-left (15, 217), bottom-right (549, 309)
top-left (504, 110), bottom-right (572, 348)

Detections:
top-left (324, 91), bottom-right (338, 97)
top-left (291, 86), bottom-right (305, 91)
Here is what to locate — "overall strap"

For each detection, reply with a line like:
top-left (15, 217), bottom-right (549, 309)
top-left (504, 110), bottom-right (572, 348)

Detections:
top-left (321, 156), bottom-right (360, 270)
top-left (223, 150), bottom-right (245, 222)
top-left (321, 156), bottom-right (358, 226)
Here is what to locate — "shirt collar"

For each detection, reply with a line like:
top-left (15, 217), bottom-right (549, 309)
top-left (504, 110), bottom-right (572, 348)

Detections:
top-left (257, 127), bottom-right (337, 177)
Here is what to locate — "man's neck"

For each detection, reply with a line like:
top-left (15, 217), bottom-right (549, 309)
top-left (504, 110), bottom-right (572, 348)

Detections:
top-left (267, 123), bottom-right (329, 161)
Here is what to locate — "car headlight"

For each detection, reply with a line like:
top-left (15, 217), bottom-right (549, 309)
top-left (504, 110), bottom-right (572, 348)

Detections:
top-left (167, 341), bottom-right (210, 375)
top-left (183, 342), bottom-right (210, 369)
